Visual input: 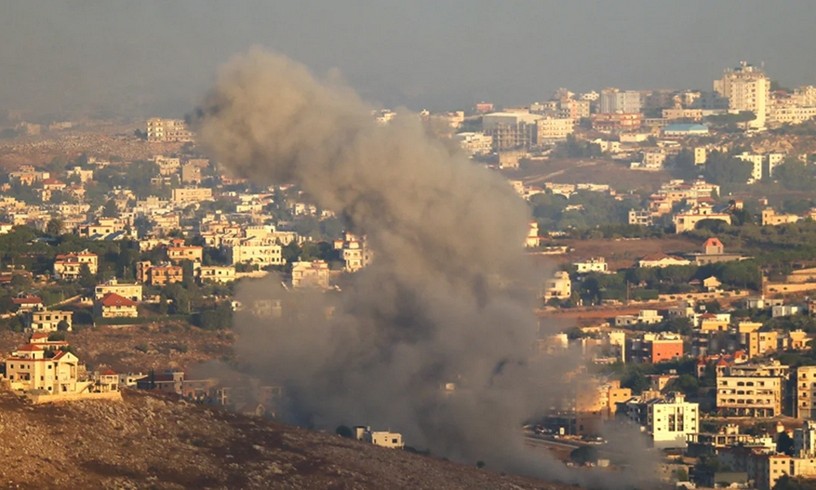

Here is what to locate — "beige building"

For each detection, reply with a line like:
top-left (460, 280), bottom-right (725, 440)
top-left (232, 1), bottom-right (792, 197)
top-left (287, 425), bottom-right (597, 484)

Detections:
top-left (95, 293), bottom-right (139, 319)
top-left (713, 61), bottom-right (770, 129)
top-left (94, 280), bottom-right (143, 302)
top-left (172, 187), bottom-right (213, 203)
top-left (224, 239), bottom-right (284, 267)
top-left (716, 361), bottom-right (789, 417)
top-left (291, 261), bottom-right (331, 289)
top-left (146, 118), bottom-right (193, 142)
top-left (166, 246), bottom-right (203, 263)
top-left (198, 266), bottom-right (236, 284)
top-left (797, 366), bottom-right (816, 420)
top-left (354, 427), bottom-right (405, 449)
top-left (543, 271), bottom-right (571, 301)
top-left (747, 330), bottom-right (778, 358)
top-left (29, 310), bottom-right (73, 333)
top-left (4, 344), bottom-right (81, 394)
top-left (750, 454), bottom-right (816, 490)
top-left (535, 117), bottom-right (574, 142)
top-left (761, 208), bottom-right (800, 226)
top-left (53, 250), bottom-right (98, 280)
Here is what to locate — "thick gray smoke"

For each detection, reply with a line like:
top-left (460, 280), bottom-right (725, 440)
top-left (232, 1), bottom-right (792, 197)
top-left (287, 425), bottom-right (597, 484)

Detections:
top-left (194, 48), bottom-right (655, 488)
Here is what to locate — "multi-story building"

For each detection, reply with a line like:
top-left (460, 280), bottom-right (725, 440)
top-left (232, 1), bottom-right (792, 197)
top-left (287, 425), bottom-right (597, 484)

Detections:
top-left (619, 393), bottom-right (698, 449)
top-left (4, 343), bottom-right (81, 394)
top-left (797, 366), bottom-right (816, 420)
top-left (714, 61), bottom-right (771, 129)
top-left (94, 280), bottom-right (143, 302)
top-left (146, 265), bottom-right (183, 287)
top-left (146, 118), bottom-right (193, 143)
top-left (535, 117), bottom-right (574, 142)
top-left (291, 260), bottom-right (330, 289)
top-left (590, 112), bottom-right (643, 133)
top-left (198, 266), bottom-right (236, 284)
top-left (53, 250), bottom-right (98, 280)
top-left (716, 361), bottom-right (788, 417)
top-left (454, 132), bottom-right (493, 156)
top-left (573, 257), bottom-right (608, 274)
top-left (166, 246), bottom-right (203, 264)
top-left (95, 293), bottom-right (139, 319)
top-left (28, 310), bottom-right (72, 333)
top-left (172, 187), bottom-right (213, 203)
top-left (482, 112), bottom-right (542, 150)
top-left (224, 238), bottom-right (284, 267)
top-left (543, 271), bottom-right (571, 301)
top-left (599, 88), bottom-right (642, 114)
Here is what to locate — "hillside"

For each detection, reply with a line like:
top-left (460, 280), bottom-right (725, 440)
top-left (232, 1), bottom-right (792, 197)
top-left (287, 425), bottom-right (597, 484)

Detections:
top-left (0, 389), bottom-right (577, 489)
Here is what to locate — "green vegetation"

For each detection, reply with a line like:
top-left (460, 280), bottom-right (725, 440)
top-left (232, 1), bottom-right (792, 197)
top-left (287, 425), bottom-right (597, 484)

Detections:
top-left (551, 134), bottom-right (602, 159)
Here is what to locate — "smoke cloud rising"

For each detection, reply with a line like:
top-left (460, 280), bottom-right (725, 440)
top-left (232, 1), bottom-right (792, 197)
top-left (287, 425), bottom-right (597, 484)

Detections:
top-left (194, 48), bottom-right (655, 488)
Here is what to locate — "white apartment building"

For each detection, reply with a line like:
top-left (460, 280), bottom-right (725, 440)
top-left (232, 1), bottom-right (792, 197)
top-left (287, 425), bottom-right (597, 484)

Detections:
top-left (713, 61), bottom-right (770, 129)
top-left (573, 257), bottom-right (608, 274)
top-left (648, 393), bottom-right (699, 449)
top-left (599, 88), bottom-right (642, 114)
top-left (225, 239), bottom-right (284, 267)
top-left (535, 117), bottom-right (574, 142)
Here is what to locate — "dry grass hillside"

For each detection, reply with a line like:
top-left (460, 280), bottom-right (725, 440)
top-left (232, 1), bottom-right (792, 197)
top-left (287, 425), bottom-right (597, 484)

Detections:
top-left (0, 389), bottom-right (577, 489)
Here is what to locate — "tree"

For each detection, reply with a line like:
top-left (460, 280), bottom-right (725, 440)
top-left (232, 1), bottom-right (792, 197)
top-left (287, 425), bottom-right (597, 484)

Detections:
top-left (777, 431), bottom-right (795, 456)
top-left (78, 263), bottom-right (96, 289)
top-left (102, 199), bottom-right (119, 218)
top-left (46, 218), bottom-right (63, 236)
top-left (703, 151), bottom-right (753, 185)
top-left (57, 320), bottom-right (70, 332)
top-left (774, 159), bottom-right (816, 191)
top-left (335, 425), bottom-right (353, 438)
top-left (774, 475), bottom-right (816, 490)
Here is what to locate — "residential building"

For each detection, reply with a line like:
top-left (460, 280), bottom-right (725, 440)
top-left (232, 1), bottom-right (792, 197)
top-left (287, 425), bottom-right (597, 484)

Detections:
top-left (735, 152), bottom-right (765, 182)
top-left (599, 88), bottom-right (641, 114)
top-left (619, 393), bottom-right (699, 449)
top-left (747, 330), bottom-right (779, 359)
top-left (797, 366), bottom-right (816, 420)
top-left (291, 261), bottom-right (330, 289)
top-left (172, 187), bottom-right (213, 203)
top-left (28, 310), bottom-right (72, 333)
top-left (166, 245), bottom-right (203, 263)
top-left (543, 271), bottom-right (571, 301)
top-left (761, 208), bottom-right (799, 226)
top-left (146, 265), bottom-right (183, 287)
top-left (716, 361), bottom-right (788, 417)
top-left (646, 334), bottom-right (684, 363)
top-left (224, 238), bottom-right (284, 267)
top-left (673, 204), bottom-right (732, 233)
top-left (749, 453), bottom-right (816, 490)
top-left (638, 253), bottom-right (691, 268)
top-left (591, 113), bottom-right (643, 133)
top-left (535, 117), bottom-right (574, 142)
top-left (713, 61), bottom-right (771, 129)
top-left (53, 250), bottom-right (98, 280)
top-left (94, 280), bottom-right (143, 302)
top-left (95, 293), bottom-right (139, 319)
top-left (198, 266), bottom-right (236, 284)
top-left (482, 112), bottom-right (541, 150)
top-left (4, 343), bottom-right (81, 394)
top-left (573, 257), bottom-right (608, 274)
top-left (146, 118), bottom-right (193, 142)
top-left (353, 426), bottom-right (405, 449)
top-left (454, 132), bottom-right (493, 156)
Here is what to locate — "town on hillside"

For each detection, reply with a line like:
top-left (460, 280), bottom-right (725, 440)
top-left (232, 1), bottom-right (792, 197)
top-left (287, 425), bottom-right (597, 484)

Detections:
top-left (6, 60), bottom-right (816, 488)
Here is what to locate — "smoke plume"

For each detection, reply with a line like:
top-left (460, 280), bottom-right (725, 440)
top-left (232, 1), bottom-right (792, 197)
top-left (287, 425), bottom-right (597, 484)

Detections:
top-left (194, 48), bottom-right (655, 488)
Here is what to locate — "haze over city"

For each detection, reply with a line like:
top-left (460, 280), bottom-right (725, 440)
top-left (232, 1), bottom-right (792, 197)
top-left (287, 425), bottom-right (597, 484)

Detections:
top-left (5, 2), bottom-right (816, 489)
top-left (3, 1), bottom-right (816, 118)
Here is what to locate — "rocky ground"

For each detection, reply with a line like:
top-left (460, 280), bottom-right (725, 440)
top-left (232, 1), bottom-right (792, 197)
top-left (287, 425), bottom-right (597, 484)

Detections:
top-left (0, 389), bottom-right (576, 489)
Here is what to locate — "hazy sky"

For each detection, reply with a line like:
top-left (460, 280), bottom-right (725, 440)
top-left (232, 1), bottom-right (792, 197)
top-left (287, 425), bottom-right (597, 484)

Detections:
top-left (3, 1), bottom-right (816, 120)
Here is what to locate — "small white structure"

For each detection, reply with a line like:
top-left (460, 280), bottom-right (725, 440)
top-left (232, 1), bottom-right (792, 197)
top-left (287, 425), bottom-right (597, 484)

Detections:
top-left (353, 426), bottom-right (404, 449)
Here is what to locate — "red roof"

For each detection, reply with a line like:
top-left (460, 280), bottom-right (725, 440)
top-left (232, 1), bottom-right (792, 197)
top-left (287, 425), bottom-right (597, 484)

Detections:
top-left (12, 296), bottom-right (42, 305)
top-left (99, 292), bottom-right (137, 307)
top-left (704, 237), bottom-right (723, 248)
top-left (30, 332), bottom-right (49, 340)
top-left (16, 344), bottom-right (44, 352)
top-left (100, 369), bottom-right (117, 376)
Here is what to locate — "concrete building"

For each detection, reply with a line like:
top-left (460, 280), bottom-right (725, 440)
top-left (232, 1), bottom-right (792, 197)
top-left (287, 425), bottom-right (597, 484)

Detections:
top-left (198, 266), bottom-right (236, 284)
top-left (797, 366), bottom-right (816, 420)
top-left (172, 187), bottom-right (213, 203)
top-left (454, 132), bottom-right (493, 156)
top-left (716, 361), bottom-right (788, 417)
top-left (735, 152), bottom-right (765, 182)
top-left (291, 261), bottom-right (331, 289)
top-left (166, 245), bottom-right (203, 263)
top-left (543, 271), bottom-right (571, 301)
top-left (146, 118), bottom-right (193, 142)
top-left (53, 250), bottom-right (98, 280)
top-left (94, 280), bottom-right (143, 302)
top-left (4, 343), bottom-right (81, 394)
top-left (29, 310), bottom-right (72, 333)
top-left (713, 61), bottom-right (771, 129)
top-left (619, 393), bottom-right (698, 449)
top-left (573, 257), bottom-right (608, 274)
top-left (761, 208), bottom-right (800, 226)
top-left (354, 426), bottom-right (405, 449)
top-left (535, 117), bottom-right (574, 142)
top-left (224, 239), bottom-right (284, 267)
top-left (599, 88), bottom-right (641, 114)
top-left (95, 293), bottom-right (139, 319)
top-left (482, 112), bottom-right (542, 150)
